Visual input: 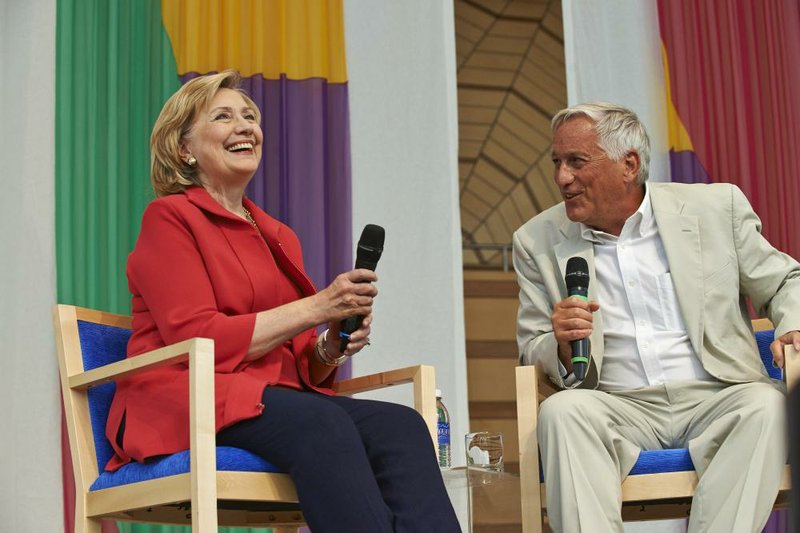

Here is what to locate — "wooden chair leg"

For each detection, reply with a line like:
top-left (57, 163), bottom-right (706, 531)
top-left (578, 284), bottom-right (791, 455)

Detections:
top-left (517, 366), bottom-right (544, 533)
top-left (73, 516), bottom-right (102, 533)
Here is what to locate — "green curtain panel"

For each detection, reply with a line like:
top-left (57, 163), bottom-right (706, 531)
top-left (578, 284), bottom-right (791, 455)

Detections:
top-left (56, 0), bottom-right (179, 314)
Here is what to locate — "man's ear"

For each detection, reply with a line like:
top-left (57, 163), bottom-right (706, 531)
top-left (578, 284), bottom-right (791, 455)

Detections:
top-left (623, 151), bottom-right (641, 183)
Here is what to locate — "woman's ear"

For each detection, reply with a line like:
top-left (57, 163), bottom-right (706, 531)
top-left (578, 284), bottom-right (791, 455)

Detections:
top-left (178, 141), bottom-right (191, 161)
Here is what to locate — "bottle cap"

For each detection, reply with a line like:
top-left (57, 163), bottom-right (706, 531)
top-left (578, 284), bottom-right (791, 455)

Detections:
top-left (436, 389), bottom-right (442, 398)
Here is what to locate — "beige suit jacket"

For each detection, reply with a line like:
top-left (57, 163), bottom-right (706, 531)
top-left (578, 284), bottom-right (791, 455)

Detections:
top-left (513, 182), bottom-right (800, 390)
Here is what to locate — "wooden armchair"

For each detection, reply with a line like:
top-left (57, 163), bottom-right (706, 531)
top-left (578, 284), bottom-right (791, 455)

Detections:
top-left (54, 304), bottom-right (438, 533)
top-left (515, 319), bottom-right (798, 532)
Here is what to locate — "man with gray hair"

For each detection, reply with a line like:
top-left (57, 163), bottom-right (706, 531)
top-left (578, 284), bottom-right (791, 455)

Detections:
top-left (513, 101), bottom-right (800, 532)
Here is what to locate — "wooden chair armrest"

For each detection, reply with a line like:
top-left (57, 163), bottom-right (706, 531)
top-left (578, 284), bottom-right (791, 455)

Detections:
top-left (67, 337), bottom-right (214, 391)
top-left (69, 331), bottom-right (219, 529)
top-left (334, 365), bottom-right (438, 451)
top-left (334, 365), bottom-right (434, 394)
top-left (75, 332), bottom-right (220, 528)
top-left (785, 343), bottom-right (800, 391)
top-left (516, 365), bottom-right (543, 531)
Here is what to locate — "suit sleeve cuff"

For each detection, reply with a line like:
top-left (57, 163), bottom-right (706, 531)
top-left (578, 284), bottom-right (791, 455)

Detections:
top-left (558, 360), bottom-right (579, 387)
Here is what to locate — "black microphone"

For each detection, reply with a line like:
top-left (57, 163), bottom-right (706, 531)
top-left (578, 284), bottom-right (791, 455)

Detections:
top-left (339, 224), bottom-right (385, 352)
top-left (565, 256), bottom-right (590, 381)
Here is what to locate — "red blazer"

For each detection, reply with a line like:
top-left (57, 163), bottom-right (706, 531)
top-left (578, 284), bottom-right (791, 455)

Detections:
top-left (105, 187), bottom-right (336, 471)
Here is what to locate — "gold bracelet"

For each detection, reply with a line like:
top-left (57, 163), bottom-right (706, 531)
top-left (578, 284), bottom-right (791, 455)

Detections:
top-left (315, 329), bottom-right (348, 367)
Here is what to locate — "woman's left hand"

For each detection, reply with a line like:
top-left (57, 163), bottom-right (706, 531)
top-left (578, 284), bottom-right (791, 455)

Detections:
top-left (328, 314), bottom-right (373, 357)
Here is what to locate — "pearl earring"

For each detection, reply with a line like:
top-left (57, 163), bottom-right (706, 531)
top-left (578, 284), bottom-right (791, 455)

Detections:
top-left (187, 155), bottom-right (197, 166)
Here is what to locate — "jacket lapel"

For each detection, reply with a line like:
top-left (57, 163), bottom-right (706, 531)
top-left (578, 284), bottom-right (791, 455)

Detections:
top-left (650, 185), bottom-right (704, 355)
top-left (239, 197), bottom-right (318, 366)
top-left (184, 187), bottom-right (317, 297)
top-left (242, 197), bottom-right (317, 297)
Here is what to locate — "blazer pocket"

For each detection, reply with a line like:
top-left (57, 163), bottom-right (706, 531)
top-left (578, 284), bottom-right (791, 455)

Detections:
top-left (703, 261), bottom-right (734, 293)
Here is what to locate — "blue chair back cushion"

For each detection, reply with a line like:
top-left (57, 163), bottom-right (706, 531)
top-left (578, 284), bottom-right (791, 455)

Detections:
top-left (538, 329), bottom-right (778, 481)
top-left (756, 329), bottom-right (781, 380)
top-left (76, 320), bottom-right (282, 491)
top-left (78, 320), bottom-right (131, 472)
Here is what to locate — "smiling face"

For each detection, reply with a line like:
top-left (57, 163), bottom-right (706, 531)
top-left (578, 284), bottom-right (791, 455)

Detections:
top-left (551, 116), bottom-right (642, 236)
top-left (180, 88), bottom-right (263, 189)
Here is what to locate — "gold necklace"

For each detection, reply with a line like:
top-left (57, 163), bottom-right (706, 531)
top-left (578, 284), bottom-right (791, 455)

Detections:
top-left (242, 207), bottom-right (258, 229)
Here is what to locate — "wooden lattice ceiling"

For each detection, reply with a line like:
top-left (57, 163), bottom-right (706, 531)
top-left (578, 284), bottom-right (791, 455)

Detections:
top-left (456, 0), bottom-right (567, 268)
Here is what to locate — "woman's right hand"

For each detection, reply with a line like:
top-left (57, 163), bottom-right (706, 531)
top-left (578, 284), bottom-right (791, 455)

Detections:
top-left (314, 269), bottom-right (378, 323)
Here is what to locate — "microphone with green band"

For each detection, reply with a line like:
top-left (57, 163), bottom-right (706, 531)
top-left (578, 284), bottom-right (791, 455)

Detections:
top-left (565, 256), bottom-right (590, 380)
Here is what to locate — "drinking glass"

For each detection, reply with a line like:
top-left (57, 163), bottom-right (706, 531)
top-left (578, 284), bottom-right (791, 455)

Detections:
top-left (465, 431), bottom-right (504, 472)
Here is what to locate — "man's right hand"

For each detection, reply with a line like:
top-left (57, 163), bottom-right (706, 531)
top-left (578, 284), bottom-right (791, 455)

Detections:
top-left (552, 296), bottom-right (600, 372)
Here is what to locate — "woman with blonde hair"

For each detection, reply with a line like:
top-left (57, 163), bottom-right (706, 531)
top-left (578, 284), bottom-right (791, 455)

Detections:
top-left (105, 70), bottom-right (459, 532)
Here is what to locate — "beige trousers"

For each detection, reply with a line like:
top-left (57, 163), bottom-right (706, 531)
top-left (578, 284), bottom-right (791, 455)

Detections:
top-left (537, 380), bottom-right (786, 533)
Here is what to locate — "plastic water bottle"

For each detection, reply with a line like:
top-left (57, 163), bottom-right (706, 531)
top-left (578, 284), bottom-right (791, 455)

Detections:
top-left (436, 389), bottom-right (451, 468)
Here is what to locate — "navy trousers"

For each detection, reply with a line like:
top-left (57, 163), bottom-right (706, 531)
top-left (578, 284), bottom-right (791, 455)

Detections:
top-left (217, 387), bottom-right (461, 532)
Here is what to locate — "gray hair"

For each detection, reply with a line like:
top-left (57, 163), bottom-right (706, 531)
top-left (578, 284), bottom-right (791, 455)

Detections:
top-left (551, 102), bottom-right (651, 183)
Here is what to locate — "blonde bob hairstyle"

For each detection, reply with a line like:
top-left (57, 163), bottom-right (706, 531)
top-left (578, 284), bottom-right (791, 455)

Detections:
top-left (150, 70), bottom-right (261, 197)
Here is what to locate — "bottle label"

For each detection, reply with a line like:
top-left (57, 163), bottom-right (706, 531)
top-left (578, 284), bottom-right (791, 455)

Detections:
top-left (437, 421), bottom-right (450, 445)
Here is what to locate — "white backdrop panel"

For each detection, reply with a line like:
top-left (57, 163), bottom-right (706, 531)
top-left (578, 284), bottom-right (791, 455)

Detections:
top-left (344, 0), bottom-right (469, 466)
top-left (0, 0), bottom-right (62, 530)
top-left (563, 0), bottom-right (670, 183)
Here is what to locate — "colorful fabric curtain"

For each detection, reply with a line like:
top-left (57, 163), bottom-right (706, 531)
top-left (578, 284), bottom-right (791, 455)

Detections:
top-left (56, 1), bottom-right (351, 532)
top-left (659, 5), bottom-right (800, 528)
top-left (658, 0), bottom-right (800, 261)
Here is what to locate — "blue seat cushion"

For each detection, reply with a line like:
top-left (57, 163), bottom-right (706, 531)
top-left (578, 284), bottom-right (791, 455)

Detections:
top-left (90, 446), bottom-right (284, 491)
top-left (539, 447), bottom-right (695, 482)
top-left (629, 448), bottom-right (694, 475)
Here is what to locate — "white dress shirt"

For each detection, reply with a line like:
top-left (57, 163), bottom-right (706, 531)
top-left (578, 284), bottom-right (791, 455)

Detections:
top-left (579, 188), bottom-right (714, 391)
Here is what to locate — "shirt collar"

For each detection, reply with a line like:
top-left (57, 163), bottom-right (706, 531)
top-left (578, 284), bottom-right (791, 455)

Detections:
top-left (183, 186), bottom-right (283, 243)
top-left (580, 185), bottom-right (652, 243)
